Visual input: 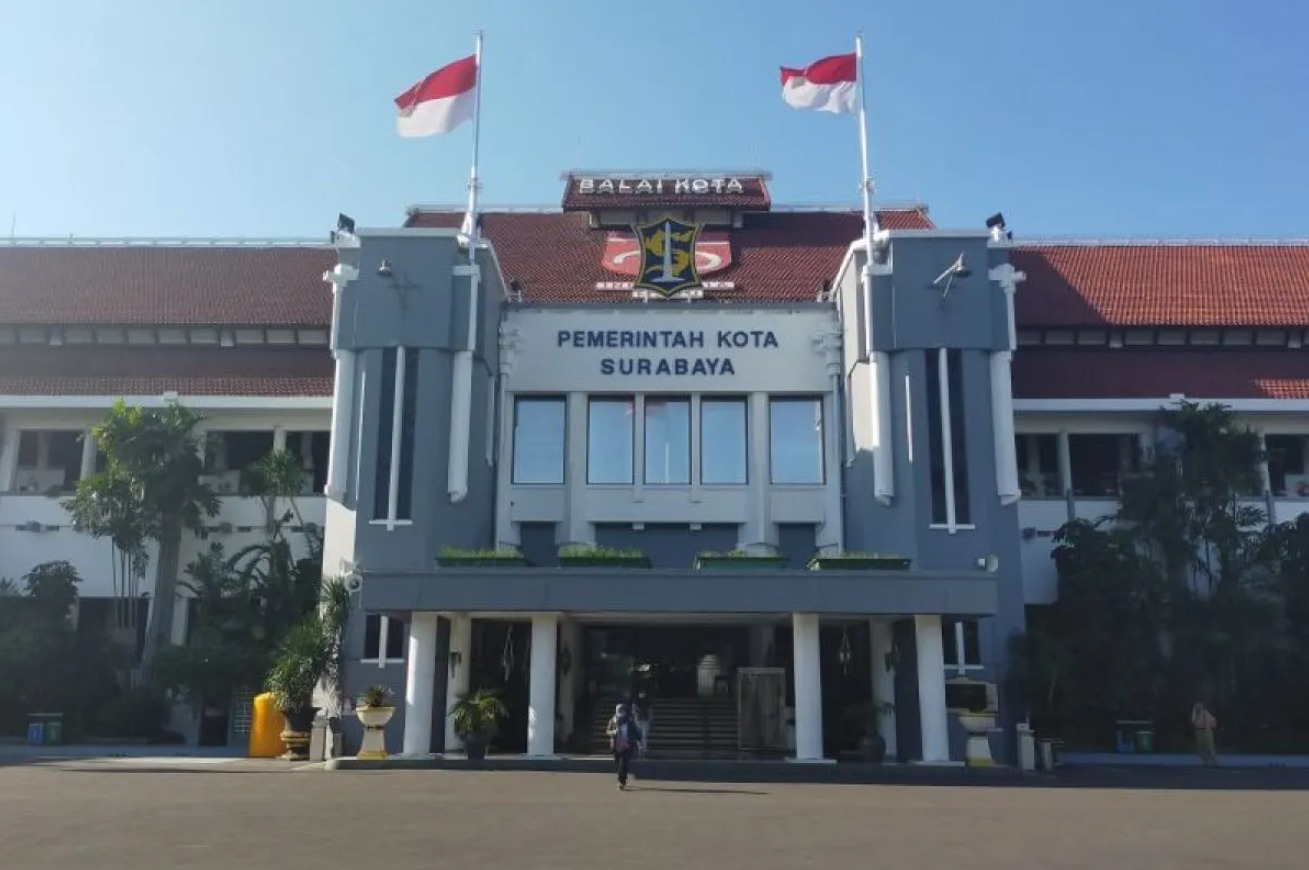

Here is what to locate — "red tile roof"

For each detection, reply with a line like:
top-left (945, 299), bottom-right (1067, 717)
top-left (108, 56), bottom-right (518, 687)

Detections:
top-left (1012, 348), bottom-right (1309, 400)
top-left (560, 174), bottom-right (772, 211)
top-left (0, 346), bottom-right (333, 396)
top-left (0, 245), bottom-right (335, 326)
top-left (1013, 244), bottom-right (1309, 328)
top-left (407, 208), bottom-right (934, 303)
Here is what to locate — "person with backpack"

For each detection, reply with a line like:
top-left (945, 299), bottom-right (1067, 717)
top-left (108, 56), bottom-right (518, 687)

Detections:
top-left (605, 702), bottom-right (643, 790)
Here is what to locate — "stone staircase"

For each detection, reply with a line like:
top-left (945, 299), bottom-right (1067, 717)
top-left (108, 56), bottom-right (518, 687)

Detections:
top-left (588, 696), bottom-right (739, 759)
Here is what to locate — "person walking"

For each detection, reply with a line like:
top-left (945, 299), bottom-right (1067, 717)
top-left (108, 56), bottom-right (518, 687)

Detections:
top-left (606, 702), bottom-right (643, 790)
top-left (1191, 701), bottom-right (1218, 766)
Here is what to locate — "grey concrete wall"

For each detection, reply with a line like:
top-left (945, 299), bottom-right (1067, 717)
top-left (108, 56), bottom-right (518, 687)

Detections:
top-left (594, 523), bottom-right (739, 569)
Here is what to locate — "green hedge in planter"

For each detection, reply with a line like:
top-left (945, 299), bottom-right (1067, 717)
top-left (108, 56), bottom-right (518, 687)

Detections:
top-left (807, 552), bottom-right (912, 571)
top-left (437, 546), bottom-right (531, 568)
top-left (694, 550), bottom-right (788, 571)
top-left (558, 545), bottom-right (650, 568)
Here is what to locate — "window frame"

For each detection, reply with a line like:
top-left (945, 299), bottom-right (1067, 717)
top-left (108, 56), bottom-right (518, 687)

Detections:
top-left (642, 395), bottom-right (692, 485)
top-left (586, 396), bottom-right (635, 485)
top-left (941, 617), bottom-right (983, 675)
top-left (361, 614), bottom-right (407, 666)
top-left (511, 395), bottom-right (567, 485)
top-left (768, 396), bottom-right (826, 485)
top-left (699, 396), bottom-right (749, 485)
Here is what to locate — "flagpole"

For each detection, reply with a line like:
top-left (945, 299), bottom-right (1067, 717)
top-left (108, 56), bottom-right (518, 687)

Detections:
top-left (855, 32), bottom-right (878, 240)
top-left (465, 30), bottom-right (484, 243)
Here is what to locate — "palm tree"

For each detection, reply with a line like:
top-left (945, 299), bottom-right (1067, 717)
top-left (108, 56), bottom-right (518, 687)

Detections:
top-left (66, 400), bottom-right (219, 672)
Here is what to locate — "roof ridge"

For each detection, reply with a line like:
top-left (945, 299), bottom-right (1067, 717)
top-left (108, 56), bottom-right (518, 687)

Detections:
top-left (405, 201), bottom-right (930, 214)
top-left (0, 237), bottom-right (330, 248)
top-left (1016, 237), bottom-right (1309, 247)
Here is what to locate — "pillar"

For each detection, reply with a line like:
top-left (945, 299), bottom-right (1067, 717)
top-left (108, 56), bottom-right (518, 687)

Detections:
top-left (990, 351), bottom-right (1020, 505)
top-left (79, 429), bottom-right (97, 481)
top-left (402, 612), bottom-right (439, 756)
top-left (791, 612), bottom-right (824, 761)
top-left (0, 427), bottom-right (18, 491)
top-left (324, 349), bottom-right (356, 501)
top-left (751, 624), bottom-right (777, 667)
top-left (528, 614), bottom-right (558, 757)
top-left (443, 614), bottom-right (472, 753)
top-left (869, 619), bottom-right (898, 761)
top-left (915, 615), bottom-right (950, 763)
top-left (272, 426), bottom-right (287, 453)
top-left (557, 619), bottom-right (582, 746)
top-left (1057, 429), bottom-right (1074, 520)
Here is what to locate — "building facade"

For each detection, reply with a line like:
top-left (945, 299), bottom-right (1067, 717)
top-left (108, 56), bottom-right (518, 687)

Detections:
top-left (3, 170), bottom-right (1308, 759)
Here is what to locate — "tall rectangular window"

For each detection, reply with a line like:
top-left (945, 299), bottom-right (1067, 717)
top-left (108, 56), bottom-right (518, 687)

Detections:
top-left (644, 397), bottom-right (690, 484)
top-left (373, 348), bottom-right (397, 519)
top-left (396, 349), bottom-right (419, 520)
top-left (926, 349), bottom-right (971, 526)
top-left (363, 615), bottom-right (407, 663)
top-left (941, 617), bottom-right (982, 674)
top-left (769, 397), bottom-right (824, 484)
top-left (587, 397), bottom-right (634, 484)
top-left (513, 397), bottom-right (566, 484)
top-left (701, 397), bottom-right (747, 484)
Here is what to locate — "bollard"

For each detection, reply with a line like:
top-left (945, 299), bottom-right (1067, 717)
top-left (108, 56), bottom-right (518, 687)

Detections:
top-left (1016, 723), bottom-right (1036, 772)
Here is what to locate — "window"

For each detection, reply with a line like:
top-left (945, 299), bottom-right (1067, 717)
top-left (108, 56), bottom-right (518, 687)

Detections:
top-left (1267, 434), bottom-right (1308, 496)
top-left (701, 397), bottom-right (747, 484)
top-left (512, 397), bottom-right (566, 484)
top-left (587, 397), bottom-right (634, 484)
top-left (362, 615), bottom-right (407, 664)
top-left (13, 430), bottom-right (83, 493)
top-left (1068, 433), bottom-right (1138, 497)
top-left (373, 348), bottom-right (417, 522)
top-left (941, 617), bottom-right (982, 674)
top-left (926, 349), bottom-right (971, 526)
top-left (769, 397), bottom-right (824, 484)
top-left (1015, 434), bottom-right (1060, 497)
top-left (644, 397), bottom-right (690, 484)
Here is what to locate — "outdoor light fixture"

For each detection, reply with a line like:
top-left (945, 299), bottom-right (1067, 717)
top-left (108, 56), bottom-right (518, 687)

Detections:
top-left (376, 259), bottom-right (394, 280)
top-left (448, 649), bottom-right (463, 676)
top-left (838, 627), bottom-right (853, 675)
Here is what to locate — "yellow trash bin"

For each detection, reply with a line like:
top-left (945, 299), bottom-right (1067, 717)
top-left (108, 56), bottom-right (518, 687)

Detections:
top-left (248, 692), bottom-right (287, 759)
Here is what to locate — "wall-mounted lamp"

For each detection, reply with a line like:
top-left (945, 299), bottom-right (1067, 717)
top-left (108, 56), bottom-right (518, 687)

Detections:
top-left (559, 643), bottom-right (573, 677)
top-left (376, 259), bottom-right (394, 280)
top-left (448, 650), bottom-right (463, 676)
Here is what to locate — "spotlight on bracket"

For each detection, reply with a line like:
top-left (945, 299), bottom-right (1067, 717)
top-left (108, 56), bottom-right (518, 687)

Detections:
top-left (376, 259), bottom-right (394, 280)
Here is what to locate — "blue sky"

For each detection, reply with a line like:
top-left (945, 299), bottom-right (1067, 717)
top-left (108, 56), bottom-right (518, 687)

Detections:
top-left (2, 0), bottom-right (1305, 239)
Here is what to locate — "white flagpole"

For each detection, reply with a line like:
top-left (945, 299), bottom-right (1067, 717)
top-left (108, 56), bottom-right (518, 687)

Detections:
top-left (855, 32), bottom-right (878, 241)
top-left (464, 31), bottom-right (484, 242)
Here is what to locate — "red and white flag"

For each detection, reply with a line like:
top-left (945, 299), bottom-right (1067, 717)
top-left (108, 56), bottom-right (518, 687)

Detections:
top-left (394, 54), bottom-right (478, 138)
top-left (780, 52), bottom-right (858, 114)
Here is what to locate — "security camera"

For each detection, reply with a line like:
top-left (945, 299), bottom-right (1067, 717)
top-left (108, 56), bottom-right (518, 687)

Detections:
top-left (344, 571), bottom-right (363, 593)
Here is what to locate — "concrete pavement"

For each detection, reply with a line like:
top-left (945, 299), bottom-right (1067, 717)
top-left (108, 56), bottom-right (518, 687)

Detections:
top-left (3, 758), bottom-right (1308, 868)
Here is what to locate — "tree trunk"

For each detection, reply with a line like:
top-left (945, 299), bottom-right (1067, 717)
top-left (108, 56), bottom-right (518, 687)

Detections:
top-left (141, 520), bottom-right (184, 672)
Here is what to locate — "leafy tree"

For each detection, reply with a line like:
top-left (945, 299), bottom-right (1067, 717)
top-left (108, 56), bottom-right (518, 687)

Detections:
top-left (66, 401), bottom-right (219, 670)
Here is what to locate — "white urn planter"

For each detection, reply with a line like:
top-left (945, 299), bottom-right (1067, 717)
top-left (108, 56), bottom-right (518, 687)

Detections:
top-left (356, 706), bottom-right (395, 760)
top-left (958, 713), bottom-right (998, 768)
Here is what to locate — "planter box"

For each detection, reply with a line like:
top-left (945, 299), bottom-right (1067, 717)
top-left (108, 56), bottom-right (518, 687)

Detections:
top-left (694, 555), bottom-right (788, 572)
top-left (437, 556), bottom-right (531, 568)
top-left (807, 556), bottom-right (912, 571)
top-left (558, 555), bottom-right (651, 569)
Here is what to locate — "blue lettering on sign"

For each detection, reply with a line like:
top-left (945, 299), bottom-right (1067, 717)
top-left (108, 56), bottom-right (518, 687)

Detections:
top-left (557, 327), bottom-right (779, 377)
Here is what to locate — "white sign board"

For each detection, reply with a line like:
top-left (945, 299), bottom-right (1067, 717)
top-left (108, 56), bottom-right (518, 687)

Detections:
top-left (504, 308), bottom-right (837, 393)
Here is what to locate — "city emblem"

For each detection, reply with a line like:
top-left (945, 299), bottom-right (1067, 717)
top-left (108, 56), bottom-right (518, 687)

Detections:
top-left (632, 217), bottom-right (703, 297)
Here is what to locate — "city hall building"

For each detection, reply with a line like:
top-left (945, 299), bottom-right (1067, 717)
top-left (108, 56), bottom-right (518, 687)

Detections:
top-left (3, 170), bottom-right (1308, 762)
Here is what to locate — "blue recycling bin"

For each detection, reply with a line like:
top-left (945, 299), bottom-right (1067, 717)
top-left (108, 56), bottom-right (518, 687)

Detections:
top-left (27, 720), bottom-right (45, 746)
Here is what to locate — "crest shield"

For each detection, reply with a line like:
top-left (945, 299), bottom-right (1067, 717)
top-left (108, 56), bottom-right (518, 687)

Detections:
top-left (632, 218), bottom-right (703, 297)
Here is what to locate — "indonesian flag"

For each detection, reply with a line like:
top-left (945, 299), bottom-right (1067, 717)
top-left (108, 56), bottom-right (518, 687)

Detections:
top-left (780, 52), bottom-right (858, 114)
top-left (395, 54), bottom-right (478, 138)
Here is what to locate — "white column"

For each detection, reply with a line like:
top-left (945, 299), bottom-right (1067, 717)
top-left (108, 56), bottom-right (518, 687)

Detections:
top-left (443, 614), bottom-right (472, 753)
top-left (325, 349), bottom-right (356, 500)
top-left (557, 619), bottom-right (582, 744)
top-left (914, 615), bottom-right (950, 763)
top-left (990, 351), bottom-right (1020, 505)
top-left (791, 612), bottom-right (824, 761)
top-left (0, 427), bottom-right (19, 491)
top-left (1256, 430), bottom-right (1272, 493)
top-left (1056, 430), bottom-right (1073, 496)
top-left (272, 427), bottom-right (288, 453)
top-left (77, 429), bottom-right (96, 481)
top-left (870, 619), bottom-right (898, 761)
top-left (872, 351), bottom-right (895, 504)
top-left (403, 612), bottom-right (439, 757)
top-left (528, 614), bottom-right (558, 757)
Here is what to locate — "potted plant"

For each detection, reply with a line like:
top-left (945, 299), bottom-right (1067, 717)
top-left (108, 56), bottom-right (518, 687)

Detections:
top-left (437, 546), bottom-right (531, 568)
top-left (693, 550), bottom-right (788, 571)
top-left (807, 551), bottom-right (912, 571)
top-left (355, 684), bottom-right (395, 760)
top-left (557, 544), bottom-right (650, 569)
top-left (842, 701), bottom-right (895, 763)
top-left (447, 688), bottom-right (508, 760)
top-left (264, 616), bottom-right (336, 761)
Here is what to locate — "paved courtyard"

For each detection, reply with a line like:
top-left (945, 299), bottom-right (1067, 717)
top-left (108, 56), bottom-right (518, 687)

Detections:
top-left (2, 758), bottom-right (1308, 868)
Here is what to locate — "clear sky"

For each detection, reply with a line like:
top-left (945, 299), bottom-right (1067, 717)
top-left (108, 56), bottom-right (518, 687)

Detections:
top-left (2, 0), bottom-right (1305, 239)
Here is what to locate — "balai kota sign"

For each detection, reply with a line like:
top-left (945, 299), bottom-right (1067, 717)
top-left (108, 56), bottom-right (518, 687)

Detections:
top-left (574, 176), bottom-right (750, 196)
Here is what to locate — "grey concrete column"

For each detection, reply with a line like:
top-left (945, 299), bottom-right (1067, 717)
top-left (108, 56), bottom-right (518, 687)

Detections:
top-left (443, 614), bottom-right (472, 752)
top-left (792, 612), bottom-right (824, 761)
top-left (528, 614), bottom-right (558, 757)
top-left (870, 619), bottom-right (898, 761)
top-left (402, 612), bottom-right (439, 756)
top-left (915, 615), bottom-right (950, 763)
